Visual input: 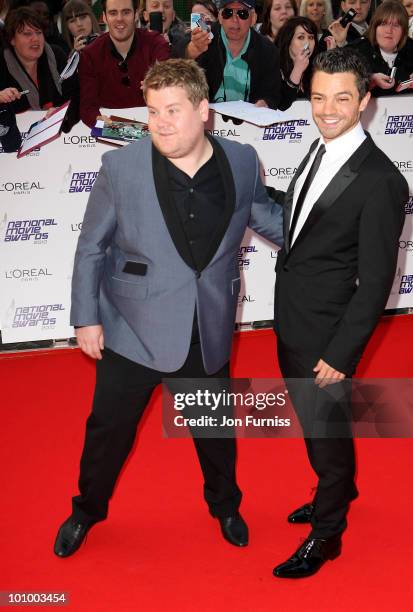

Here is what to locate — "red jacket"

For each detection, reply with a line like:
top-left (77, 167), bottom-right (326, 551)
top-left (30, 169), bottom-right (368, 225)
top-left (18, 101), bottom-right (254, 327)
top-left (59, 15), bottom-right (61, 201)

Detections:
top-left (79, 30), bottom-right (170, 127)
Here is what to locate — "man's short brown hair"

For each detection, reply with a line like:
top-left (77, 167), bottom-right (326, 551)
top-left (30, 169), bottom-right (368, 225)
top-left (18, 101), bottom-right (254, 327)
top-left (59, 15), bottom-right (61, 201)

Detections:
top-left (143, 59), bottom-right (209, 107)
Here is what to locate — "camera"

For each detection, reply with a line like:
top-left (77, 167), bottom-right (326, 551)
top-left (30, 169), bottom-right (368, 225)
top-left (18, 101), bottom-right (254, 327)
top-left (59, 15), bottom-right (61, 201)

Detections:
top-left (84, 34), bottom-right (98, 45)
top-left (149, 11), bottom-right (163, 33)
top-left (339, 8), bottom-right (356, 28)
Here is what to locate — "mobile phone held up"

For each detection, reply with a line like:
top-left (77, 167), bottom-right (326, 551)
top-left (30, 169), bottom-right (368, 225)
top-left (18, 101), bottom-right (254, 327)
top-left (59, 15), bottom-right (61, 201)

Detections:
top-left (339, 8), bottom-right (356, 28)
top-left (84, 33), bottom-right (98, 45)
top-left (149, 11), bottom-right (163, 33)
top-left (190, 13), bottom-right (214, 39)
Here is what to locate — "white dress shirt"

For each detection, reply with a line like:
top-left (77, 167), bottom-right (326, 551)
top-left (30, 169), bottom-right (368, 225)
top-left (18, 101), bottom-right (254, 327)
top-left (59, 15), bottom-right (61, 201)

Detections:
top-left (290, 122), bottom-right (366, 245)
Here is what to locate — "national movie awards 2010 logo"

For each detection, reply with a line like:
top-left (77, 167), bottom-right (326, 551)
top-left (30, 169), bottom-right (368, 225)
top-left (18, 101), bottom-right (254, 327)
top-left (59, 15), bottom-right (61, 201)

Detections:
top-left (399, 274), bottom-right (413, 294)
top-left (262, 119), bottom-right (310, 143)
top-left (2, 217), bottom-right (58, 244)
top-left (385, 115), bottom-right (413, 135)
top-left (2, 299), bottom-right (65, 331)
top-left (59, 165), bottom-right (99, 194)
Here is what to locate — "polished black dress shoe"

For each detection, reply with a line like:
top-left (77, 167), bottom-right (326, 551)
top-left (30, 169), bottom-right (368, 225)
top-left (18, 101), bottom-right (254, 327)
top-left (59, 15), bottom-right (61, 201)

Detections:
top-left (54, 516), bottom-right (93, 558)
top-left (273, 534), bottom-right (341, 578)
top-left (287, 502), bottom-right (314, 524)
top-left (218, 513), bottom-right (248, 547)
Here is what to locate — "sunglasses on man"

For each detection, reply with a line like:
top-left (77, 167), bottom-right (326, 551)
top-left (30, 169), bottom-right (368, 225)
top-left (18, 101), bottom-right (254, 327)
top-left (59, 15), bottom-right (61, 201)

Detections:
top-left (221, 8), bottom-right (251, 20)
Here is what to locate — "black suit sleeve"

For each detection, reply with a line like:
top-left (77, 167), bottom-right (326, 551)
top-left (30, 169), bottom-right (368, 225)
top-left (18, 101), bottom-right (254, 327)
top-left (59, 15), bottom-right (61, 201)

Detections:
top-left (321, 170), bottom-right (408, 374)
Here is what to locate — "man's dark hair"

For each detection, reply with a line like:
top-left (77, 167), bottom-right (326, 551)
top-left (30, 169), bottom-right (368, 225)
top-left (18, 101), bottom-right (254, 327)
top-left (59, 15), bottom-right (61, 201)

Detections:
top-left (312, 48), bottom-right (371, 99)
top-left (102, 0), bottom-right (139, 13)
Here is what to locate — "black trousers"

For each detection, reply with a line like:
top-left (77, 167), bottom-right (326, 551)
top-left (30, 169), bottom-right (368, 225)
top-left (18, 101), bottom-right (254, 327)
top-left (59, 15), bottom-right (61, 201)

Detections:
top-left (72, 342), bottom-right (242, 524)
top-left (277, 339), bottom-right (358, 539)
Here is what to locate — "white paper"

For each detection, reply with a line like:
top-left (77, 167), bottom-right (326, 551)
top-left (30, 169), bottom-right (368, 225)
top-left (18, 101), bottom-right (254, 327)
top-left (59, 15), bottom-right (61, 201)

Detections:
top-left (60, 51), bottom-right (80, 81)
top-left (208, 101), bottom-right (299, 126)
top-left (18, 103), bottom-right (69, 156)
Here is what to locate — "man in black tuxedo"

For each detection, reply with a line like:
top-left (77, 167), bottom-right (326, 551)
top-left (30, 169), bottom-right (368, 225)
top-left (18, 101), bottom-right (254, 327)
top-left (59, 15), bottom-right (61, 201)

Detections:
top-left (272, 48), bottom-right (408, 578)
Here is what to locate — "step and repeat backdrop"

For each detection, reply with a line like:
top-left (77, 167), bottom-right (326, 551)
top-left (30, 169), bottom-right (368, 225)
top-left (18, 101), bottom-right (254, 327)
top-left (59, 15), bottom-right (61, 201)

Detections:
top-left (1, 98), bottom-right (412, 343)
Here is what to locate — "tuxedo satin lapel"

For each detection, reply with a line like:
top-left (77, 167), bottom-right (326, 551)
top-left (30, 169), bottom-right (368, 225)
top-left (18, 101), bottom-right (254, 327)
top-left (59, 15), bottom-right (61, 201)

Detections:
top-left (284, 139), bottom-right (319, 253)
top-left (289, 134), bottom-right (374, 253)
top-left (151, 144), bottom-right (196, 270)
top-left (201, 133), bottom-right (236, 270)
top-left (291, 164), bottom-right (358, 251)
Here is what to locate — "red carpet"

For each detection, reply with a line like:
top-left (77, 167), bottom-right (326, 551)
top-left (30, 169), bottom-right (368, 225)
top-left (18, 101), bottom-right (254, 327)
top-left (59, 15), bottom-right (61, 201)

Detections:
top-left (1, 316), bottom-right (413, 611)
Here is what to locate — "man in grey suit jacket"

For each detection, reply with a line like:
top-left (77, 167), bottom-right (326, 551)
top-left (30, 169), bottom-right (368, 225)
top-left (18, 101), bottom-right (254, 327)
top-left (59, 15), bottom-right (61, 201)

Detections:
top-left (54, 59), bottom-right (283, 557)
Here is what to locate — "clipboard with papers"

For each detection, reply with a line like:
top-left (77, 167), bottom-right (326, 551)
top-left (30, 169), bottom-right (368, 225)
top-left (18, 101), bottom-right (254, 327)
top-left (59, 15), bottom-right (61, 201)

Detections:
top-left (17, 101), bottom-right (70, 158)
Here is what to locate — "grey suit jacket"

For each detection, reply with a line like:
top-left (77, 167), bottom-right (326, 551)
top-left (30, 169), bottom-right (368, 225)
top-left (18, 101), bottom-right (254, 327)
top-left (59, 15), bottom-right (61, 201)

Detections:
top-left (71, 135), bottom-right (283, 373)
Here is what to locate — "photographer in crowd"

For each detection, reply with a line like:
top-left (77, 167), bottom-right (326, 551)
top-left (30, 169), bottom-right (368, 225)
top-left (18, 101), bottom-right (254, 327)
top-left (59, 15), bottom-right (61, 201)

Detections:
top-left (62, 0), bottom-right (101, 53)
top-left (78, 0), bottom-right (169, 127)
top-left (139, 0), bottom-right (186, 45)
top-left (173, 0), bottom-right (281, 108)
top-left (327, 0), bottom-right (371, 46)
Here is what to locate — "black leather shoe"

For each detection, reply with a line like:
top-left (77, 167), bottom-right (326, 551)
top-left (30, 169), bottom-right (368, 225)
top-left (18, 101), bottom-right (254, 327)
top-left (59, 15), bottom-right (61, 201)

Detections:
top-left (218, 513), bottom-right (248, 547)
top-left (273, 534), bottom-right (342, 578)
top-left (287, 502), bottom-right (313, 524)
top-left (54, 516), bottom-right (92, 558)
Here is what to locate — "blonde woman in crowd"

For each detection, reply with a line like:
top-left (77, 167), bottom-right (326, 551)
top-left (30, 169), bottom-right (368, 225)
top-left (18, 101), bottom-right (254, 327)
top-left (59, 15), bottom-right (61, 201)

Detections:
top-left (300, 0), bottom-right (333, 38)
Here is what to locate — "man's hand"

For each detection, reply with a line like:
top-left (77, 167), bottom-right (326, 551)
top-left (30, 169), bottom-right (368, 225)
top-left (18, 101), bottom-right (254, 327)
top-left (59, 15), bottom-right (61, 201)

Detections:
top-left (186, 27), bottom-right (211, 59)
top-left (76, 325), bottom-right (104, 360)
top-left (328, 19), bottom-right (350, 46)
top-left (313, 359), bottom-right (345, 388)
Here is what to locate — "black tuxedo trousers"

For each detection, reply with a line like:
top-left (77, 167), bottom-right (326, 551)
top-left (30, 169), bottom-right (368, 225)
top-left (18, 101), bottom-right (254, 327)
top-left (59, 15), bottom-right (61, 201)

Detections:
top-left (72, 342), bottom-right (242, 524)
top-left (277, 339), bottom-right (358, 538)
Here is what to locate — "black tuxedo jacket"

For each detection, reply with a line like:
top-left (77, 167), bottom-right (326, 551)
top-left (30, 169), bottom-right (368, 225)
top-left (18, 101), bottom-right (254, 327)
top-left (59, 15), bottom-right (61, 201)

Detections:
top-left (274, 132), bottom-right (408, 376)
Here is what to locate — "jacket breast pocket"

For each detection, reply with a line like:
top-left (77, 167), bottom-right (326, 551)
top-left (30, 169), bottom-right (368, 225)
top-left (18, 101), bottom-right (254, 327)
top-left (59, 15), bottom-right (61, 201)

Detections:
top-left (110, 276), bottom-right (148, 300)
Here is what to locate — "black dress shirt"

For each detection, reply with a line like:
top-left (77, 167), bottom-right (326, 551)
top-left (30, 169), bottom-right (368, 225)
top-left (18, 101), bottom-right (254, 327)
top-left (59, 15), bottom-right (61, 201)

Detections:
top-left (165, 152), bottom-right (226, 344)
top-left (165, 153), bottom-right (226, 272)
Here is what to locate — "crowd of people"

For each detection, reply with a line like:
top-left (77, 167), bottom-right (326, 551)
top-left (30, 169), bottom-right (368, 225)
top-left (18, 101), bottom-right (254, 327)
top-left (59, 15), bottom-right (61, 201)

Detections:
top-left (0, 0), bottom-right (413, 144)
